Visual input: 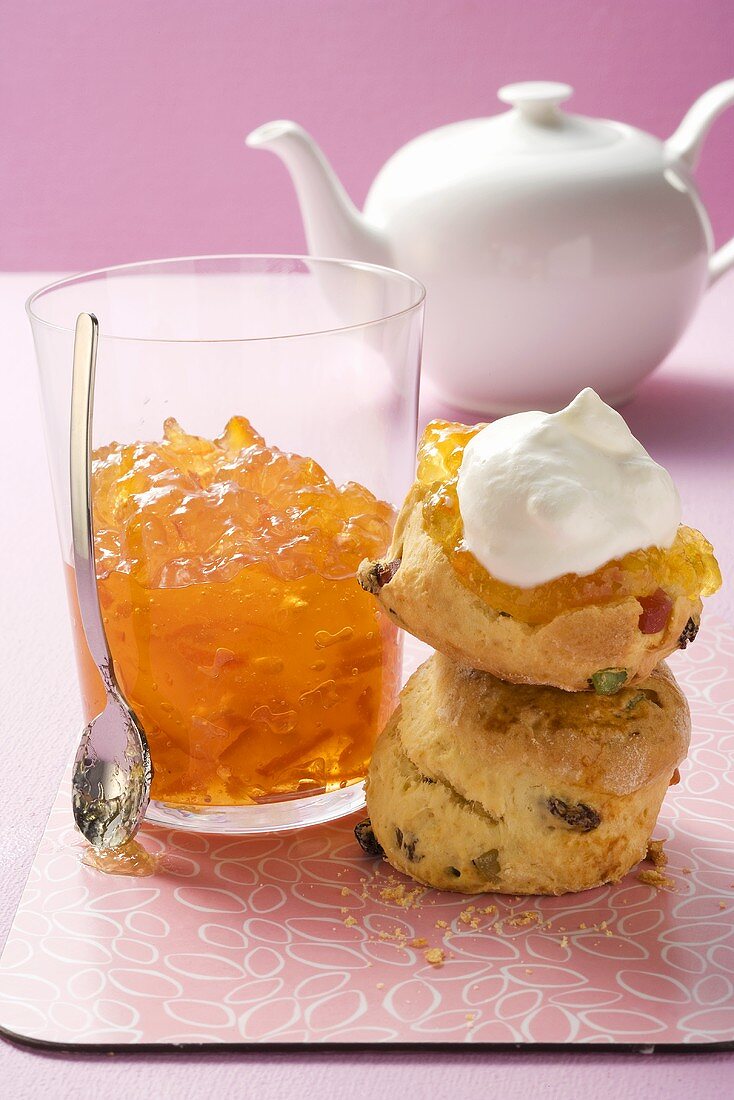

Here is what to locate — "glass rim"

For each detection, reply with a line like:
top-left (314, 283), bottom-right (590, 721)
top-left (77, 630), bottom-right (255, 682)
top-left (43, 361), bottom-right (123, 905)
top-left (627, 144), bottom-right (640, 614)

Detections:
top-left (25, 252), bottom-right (426, 344)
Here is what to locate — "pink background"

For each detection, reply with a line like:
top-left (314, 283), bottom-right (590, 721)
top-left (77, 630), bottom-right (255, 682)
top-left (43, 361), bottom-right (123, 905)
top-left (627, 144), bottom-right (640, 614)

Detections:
top-left (2, 0), bottom-right (733, 271)
top-left (2, 0), bottom-right (734, 1093)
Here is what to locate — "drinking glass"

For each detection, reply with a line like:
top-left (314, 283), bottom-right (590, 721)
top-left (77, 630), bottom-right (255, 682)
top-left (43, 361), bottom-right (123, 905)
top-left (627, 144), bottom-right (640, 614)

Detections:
top-left (28, 255), bottom-right (424, 833)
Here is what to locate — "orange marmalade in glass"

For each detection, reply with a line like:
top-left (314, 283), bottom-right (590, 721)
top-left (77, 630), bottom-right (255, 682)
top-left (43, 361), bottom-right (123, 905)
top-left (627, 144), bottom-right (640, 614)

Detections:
top-left (66, 416), bottom-right (400, 807)
top-left (417, 419), bottom-right (721, 626)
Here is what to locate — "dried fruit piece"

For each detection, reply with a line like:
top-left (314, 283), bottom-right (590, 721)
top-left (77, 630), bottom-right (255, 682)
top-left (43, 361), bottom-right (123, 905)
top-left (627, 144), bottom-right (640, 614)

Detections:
top-left (355, 819), bottom-right (383, 857)
top-left (358, 557), bottom-right (401, 594)
top-left (446, 866), bottom-right (461, 878)
top-left (547, 797), bottom-right (601, 832)
top-left (376, 558), bottom-right (401, 586)
top-left (638, 588), bottom-right (673, 634)
top-left (623, 691), bottom-right (646, 712)
top-left (589, 668), bottom-right (628, 695)
top-left (678, 617), bottom-right (700, 649)
top-left (472, 848), bottom-right (501, 880)
top-left (395, 827), bottom-right (422, 863)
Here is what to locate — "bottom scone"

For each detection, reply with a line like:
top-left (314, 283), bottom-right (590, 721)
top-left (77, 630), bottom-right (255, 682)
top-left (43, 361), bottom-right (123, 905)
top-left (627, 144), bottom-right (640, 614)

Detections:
top-left (365, 654), bottom-right (690, 895)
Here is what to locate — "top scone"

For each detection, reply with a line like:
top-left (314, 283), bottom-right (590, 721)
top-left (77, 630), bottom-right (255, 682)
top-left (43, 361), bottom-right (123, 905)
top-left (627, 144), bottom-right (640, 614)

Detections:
top-left (359, 392), bottom-right (720, 692)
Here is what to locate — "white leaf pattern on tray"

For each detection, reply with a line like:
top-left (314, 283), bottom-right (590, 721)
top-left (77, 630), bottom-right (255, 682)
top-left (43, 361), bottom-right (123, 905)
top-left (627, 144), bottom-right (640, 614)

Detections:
top-left (1, 621), bottom-right (734, 1048)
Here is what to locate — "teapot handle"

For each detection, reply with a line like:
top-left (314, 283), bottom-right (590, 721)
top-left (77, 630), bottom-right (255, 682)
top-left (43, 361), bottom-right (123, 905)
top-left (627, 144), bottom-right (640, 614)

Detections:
top-left (666, 79), bottom-right (734, 287)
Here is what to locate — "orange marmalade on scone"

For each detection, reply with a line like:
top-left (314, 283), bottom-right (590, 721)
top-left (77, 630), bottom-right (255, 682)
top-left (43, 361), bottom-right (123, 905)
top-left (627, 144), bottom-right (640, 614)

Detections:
top-left (417, 419), bottom-right (721, 626)
top-left (67, 416), bottom-right (400, 807)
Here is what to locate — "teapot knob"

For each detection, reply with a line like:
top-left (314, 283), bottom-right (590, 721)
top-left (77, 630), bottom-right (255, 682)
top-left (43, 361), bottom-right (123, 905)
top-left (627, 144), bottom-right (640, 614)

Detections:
top-left (498, 81), bottom-right (573, 124)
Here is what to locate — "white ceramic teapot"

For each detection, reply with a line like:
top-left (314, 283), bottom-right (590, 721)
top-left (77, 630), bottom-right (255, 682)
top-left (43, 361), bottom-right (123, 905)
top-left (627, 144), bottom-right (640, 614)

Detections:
top-left (247, 80), bottom-right (734, 414)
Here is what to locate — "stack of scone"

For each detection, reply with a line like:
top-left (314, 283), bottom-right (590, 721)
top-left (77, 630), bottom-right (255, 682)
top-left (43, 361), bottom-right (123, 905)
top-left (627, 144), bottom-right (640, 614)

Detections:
top-left (357, 390), bottom-right (721, 895)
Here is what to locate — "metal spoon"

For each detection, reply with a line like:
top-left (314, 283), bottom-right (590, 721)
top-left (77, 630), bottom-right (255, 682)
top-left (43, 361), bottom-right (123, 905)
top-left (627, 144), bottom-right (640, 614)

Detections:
top-left (70, 312), bottom-right (152, 850)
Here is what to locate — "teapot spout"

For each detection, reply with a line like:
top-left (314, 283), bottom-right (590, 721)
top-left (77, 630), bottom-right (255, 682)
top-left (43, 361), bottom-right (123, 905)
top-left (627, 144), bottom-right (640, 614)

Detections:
top-left (246, 121), bottom-right (390, 266)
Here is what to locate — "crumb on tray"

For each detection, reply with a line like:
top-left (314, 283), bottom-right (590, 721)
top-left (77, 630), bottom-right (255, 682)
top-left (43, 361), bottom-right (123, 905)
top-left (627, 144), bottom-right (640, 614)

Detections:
top-left (645, 838), bottom-right (668, 870)
top-left (637, 867), bottom-right (675, 890)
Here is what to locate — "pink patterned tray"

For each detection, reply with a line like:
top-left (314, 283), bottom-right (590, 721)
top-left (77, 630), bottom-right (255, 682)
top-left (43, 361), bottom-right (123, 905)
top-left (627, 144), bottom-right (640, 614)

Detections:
top-left (1, 623), bottom-right (734, 1052)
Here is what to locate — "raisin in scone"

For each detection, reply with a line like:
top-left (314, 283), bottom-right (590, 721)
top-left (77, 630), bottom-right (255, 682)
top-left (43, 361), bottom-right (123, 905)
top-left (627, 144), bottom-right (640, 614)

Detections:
top-left (359, 398), bottom-right (720, 693)
top-left (365, 654), bottom-right (690, 895)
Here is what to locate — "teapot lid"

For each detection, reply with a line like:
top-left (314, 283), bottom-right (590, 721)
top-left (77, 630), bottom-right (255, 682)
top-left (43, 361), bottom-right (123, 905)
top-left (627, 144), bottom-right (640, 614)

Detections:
top-left (367, 80), bottom-right (666, 211)
top-left (497, 81), bottom-right (574, 122)
top-left (485, 81), bottom-right (636, 154)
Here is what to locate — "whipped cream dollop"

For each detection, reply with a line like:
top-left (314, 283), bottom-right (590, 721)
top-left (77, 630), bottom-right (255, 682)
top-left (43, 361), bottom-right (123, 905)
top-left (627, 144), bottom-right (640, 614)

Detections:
top-left (456, 388), bottom-right (681, 588)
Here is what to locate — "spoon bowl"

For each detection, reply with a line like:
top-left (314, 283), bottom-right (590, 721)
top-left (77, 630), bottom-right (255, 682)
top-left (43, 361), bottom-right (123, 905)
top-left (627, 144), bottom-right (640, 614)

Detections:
top-left (72, 686), bottom-right (152, 850)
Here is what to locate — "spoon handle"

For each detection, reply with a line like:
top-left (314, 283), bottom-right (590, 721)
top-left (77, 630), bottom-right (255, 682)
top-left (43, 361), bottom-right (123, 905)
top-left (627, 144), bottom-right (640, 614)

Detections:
top-left (70, 313), bottom-right (112, 675)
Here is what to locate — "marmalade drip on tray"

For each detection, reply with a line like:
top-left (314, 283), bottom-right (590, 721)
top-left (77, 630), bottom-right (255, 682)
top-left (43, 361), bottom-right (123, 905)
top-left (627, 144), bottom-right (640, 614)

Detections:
top-left (417, 420), bottom-right (721, 625)
top-left (82, 839), bottom-right (160, 877)
top-left (66, 416), bottom-right (400, 807)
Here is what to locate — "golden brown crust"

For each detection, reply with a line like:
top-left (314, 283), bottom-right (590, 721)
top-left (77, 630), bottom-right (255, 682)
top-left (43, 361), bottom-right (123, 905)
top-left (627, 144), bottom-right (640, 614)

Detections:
top-left (402, 653), bottom-right (690, 800)
top-left (359, 502), bottom-right (701, 692)
top-left (366, 655), bottom-right (690, 895)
